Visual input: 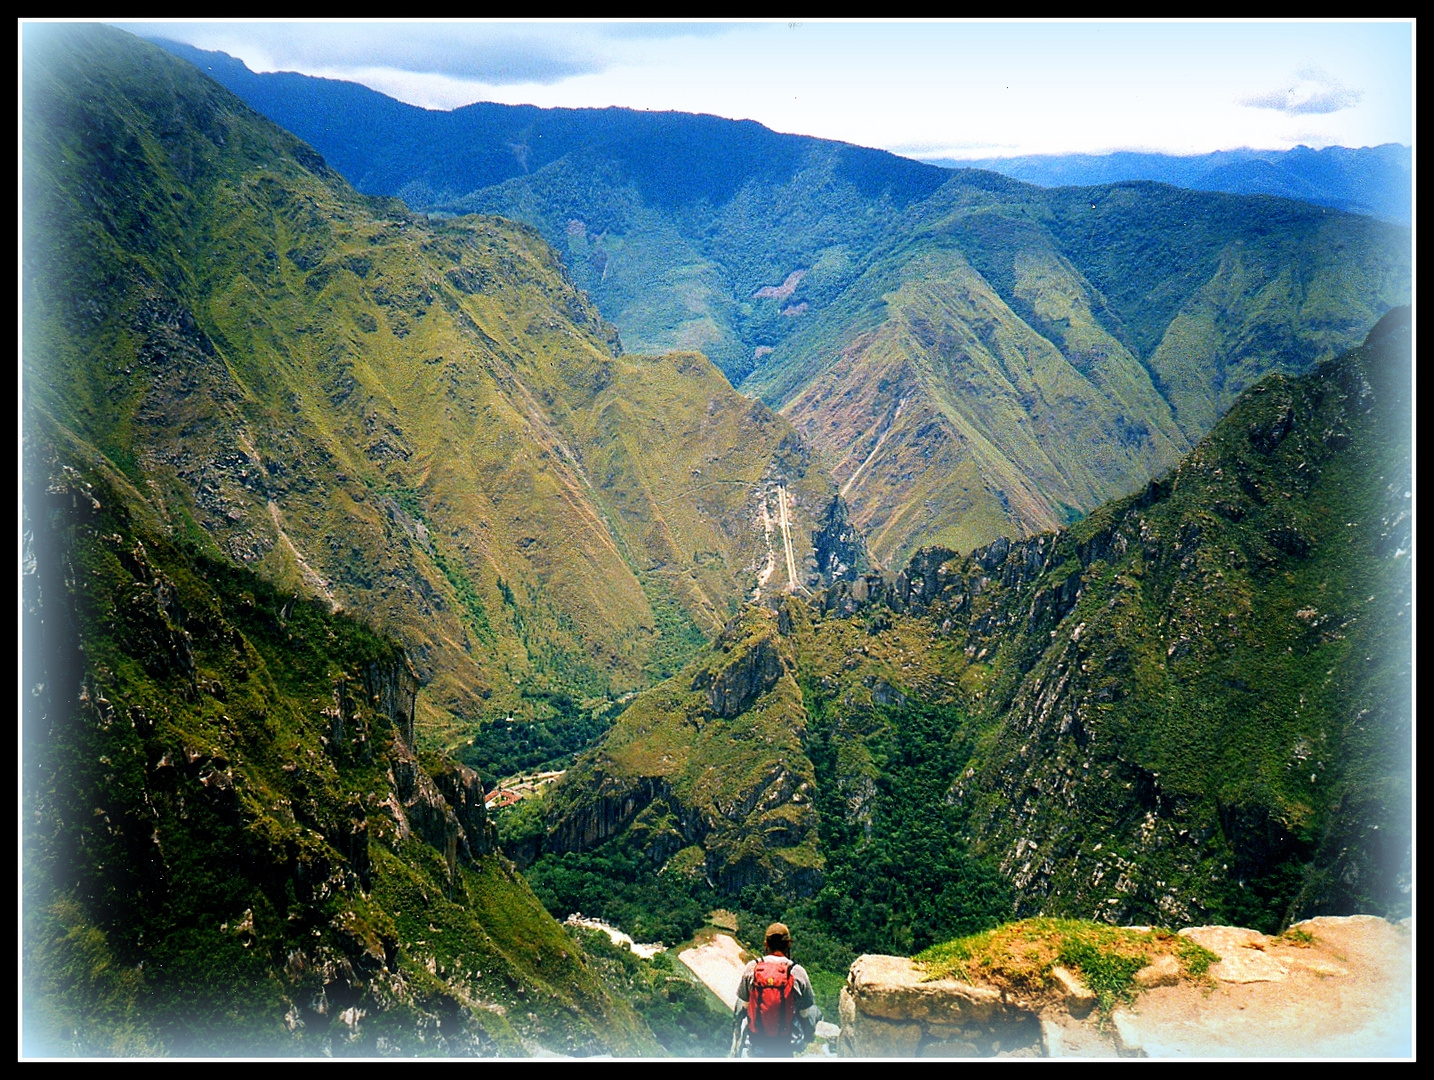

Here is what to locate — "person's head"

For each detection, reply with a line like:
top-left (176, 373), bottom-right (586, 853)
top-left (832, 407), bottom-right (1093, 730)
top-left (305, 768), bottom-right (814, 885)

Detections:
top-left (764, 922), bottom-right (791, 956)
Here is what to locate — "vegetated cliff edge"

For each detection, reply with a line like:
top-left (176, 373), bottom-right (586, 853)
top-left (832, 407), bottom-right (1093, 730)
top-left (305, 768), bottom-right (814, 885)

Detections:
top-left (22, 416), bottom-right (659, 1055)
top-left (534, 310), bottom-right (1411, 948)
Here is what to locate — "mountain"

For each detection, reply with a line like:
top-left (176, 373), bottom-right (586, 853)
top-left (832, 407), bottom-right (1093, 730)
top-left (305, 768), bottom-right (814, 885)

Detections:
top-left (926, 145), bottom-right (1412, 226)
top-left (23, 26), bottom-right (1412, 1050)
top-left (141, 41), bottom-right (1412, 569)
top-left (147, 38), bottom-right (948, 384)
top-left (523, 310), bottom-right (1411, 968)
top-left (25, 25), bottom-right (836, 754)
top-left (756, 175), bottom-right (1408, 566)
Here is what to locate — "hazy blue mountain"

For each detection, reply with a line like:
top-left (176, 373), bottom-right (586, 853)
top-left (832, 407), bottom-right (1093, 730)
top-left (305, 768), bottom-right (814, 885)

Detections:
top-left (927, 146), bottom-right (1411, 225)
top-left (147, 39), bottom-right (944, 217)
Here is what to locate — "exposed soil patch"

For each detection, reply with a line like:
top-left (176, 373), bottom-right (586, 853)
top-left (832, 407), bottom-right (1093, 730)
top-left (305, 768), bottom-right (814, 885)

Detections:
top-left (753, 269), bottom-right (805, 300)
top-left (678, 932), bottom-right (749, 1011)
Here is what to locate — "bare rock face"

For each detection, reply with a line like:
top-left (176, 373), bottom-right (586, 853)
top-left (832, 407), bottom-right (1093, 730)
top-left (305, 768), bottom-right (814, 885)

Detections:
top-left (428, 758), bottom-right (497, 859)
top-left (812, 495), bottom-right (871, 584)
top-left (389, 736), bottom-right (462, 880)
top-left (693, 634), bottom-right (784, 718)
top-left (838, 954), bottom-right (1040, 1057)
top-left (1177, 926), bottom-right (1288, 984)
top-left (364, 658), bottom-right (419, 750)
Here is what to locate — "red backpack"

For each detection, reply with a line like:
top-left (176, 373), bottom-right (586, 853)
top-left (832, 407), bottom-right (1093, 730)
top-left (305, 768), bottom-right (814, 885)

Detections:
top-left (746, 958), bottom-right (796, 1047)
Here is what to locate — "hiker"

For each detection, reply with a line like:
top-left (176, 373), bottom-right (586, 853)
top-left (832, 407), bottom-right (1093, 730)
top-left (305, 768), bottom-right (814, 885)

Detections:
top-left (730, 922), bottom-right (822, 1057)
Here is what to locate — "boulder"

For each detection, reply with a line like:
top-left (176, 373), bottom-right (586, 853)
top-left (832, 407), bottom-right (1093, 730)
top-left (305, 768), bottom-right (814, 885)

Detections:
top-left (846, 954), bottom-right (1008, 1025)
top-left (854, 1016), bottom-right (924, 1057)
top-left (1133, 953), bottom-right (1181, 988)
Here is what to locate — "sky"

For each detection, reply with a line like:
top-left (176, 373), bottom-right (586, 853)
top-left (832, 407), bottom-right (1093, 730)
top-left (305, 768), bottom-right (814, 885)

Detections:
top-left (108, 20), bottom-right (1413, 160)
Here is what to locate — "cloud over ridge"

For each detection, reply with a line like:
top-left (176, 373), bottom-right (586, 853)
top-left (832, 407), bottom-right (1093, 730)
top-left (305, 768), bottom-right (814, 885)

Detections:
top-left (1241, 67), bottom-right (1364, 115)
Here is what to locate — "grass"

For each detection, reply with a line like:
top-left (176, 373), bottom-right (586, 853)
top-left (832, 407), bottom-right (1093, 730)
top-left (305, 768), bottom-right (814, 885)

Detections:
top-left (916, 918), bottom-right (1219, 1013)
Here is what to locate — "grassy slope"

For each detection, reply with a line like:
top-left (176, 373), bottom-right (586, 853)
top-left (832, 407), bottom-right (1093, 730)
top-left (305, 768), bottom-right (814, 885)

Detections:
top-left (542, 608), bottom-right (824, 897)
top-left (23, 25), bottom-right (831, 749)
top-left (759, 176), bottom-right (1409, 564)
top-left (22, 417), bottom-right (659, 1056)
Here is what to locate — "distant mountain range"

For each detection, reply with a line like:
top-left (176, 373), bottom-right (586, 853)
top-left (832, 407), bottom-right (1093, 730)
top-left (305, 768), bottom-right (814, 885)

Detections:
top-left (143, 40), bottom-right (1411, 572)
top-left (926, 146), bottom-right (1411, 226)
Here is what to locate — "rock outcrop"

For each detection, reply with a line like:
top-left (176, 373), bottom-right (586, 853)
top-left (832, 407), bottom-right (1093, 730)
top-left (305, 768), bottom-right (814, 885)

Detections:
top-left (541, 608), bottom-right (823, 897)
top-left (838, 955), bottom-right (1041, 1057)
top-left (839, 915), bottom-right (1412, 1058)
top-left (811, 494), bottom-right (871, 585)
top-left (691, 634), bottom-right (784, 718)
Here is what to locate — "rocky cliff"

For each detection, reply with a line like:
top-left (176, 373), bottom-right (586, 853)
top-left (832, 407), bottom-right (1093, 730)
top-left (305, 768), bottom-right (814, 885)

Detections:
top-left (839, 914), bottom-right (1411, 1057)
top-left (822, 307), bottom-right (1412, 929)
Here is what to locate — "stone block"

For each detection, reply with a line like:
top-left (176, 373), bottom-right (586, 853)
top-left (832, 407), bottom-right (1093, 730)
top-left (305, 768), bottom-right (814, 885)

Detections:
top-left (1133, 953), bottom-right (1181, 988)
top-left (847, 1015), bottom-right (923, 1057)
top-left (1111, 1009), bottom-right (1146, 1057)
top-left (1050, 964), bottom-right (1097, 1016)
top-left (1040, 1016), bottom-right (1065, 1057)
top-left (919, 1039), bottom-right (981, 1057)
top-left (1179, 925), bottom-right (1287, 984)
top-left (924, 1022), bottom-right (982, 1041)
top-left (838, 987), bottom-right (858, 1057)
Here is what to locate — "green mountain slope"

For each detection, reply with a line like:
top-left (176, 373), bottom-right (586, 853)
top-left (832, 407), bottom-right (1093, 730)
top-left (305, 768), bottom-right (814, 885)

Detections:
top-left (23, 25), bottom-right (833, 746)
top-left (22, 416), bottom-right (659, 1056)
top-left (458, 156), bottom-right (1409, 572)
top-left (528, 311), bottom-right (1410, 955)
top-left (758, 177), bottom-right (1409, 565)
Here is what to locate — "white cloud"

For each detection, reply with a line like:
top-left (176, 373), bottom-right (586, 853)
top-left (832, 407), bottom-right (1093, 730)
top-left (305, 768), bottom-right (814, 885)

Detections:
top-left (1241, 67), bottom-right (1363, 116)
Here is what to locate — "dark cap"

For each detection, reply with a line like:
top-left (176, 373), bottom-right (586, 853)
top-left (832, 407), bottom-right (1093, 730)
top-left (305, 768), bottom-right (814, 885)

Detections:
top-left (764, 922), bottom-right (791, 947)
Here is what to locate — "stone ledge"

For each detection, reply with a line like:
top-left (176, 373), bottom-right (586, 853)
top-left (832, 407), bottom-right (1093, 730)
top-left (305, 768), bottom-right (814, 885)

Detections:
top-left (847, 954), bottom-right (1009, 1023)
top-left (1178, 925), bottom-right (1288, 984)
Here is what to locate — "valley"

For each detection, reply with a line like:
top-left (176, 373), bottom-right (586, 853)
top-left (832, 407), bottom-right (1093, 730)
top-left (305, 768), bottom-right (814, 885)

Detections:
top-left (22, 23), bottom-right (1411, 1058)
